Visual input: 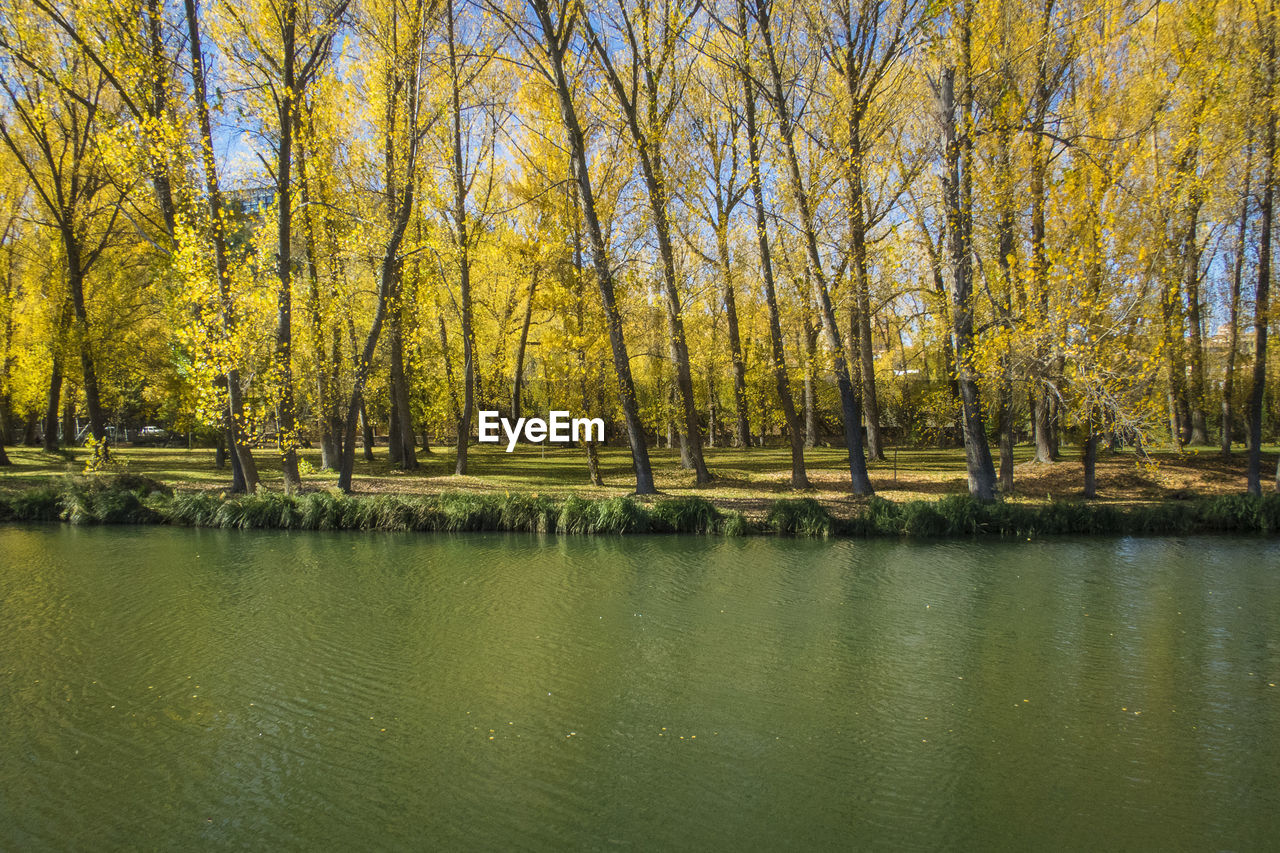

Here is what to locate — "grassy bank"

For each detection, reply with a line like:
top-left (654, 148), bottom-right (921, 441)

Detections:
top-left (1, 443), bottom-right (1276, 519)
top-left (3, 474), bottom-right (1279, 538)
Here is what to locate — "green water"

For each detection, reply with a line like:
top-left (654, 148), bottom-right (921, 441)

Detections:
top-left (1, 527), bottom-right (1278, 850)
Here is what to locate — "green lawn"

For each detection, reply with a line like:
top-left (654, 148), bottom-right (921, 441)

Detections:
top-left (3, 439), bottom-right (1274, 517)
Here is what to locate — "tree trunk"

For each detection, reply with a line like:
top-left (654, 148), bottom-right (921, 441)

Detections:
top-left (706, 370), bottom-right (718, 448)
top-left (803, 315), bottom-right (818, 449)
top-left (388, 397), bottom-right (402, 464)
top-left (1029, 121), bottom-right (1053, 465)
top-left (43, 348), bottom-right (64, 451)
top-left (667, 384), bottom-right (678, 450)
top-left (939, 56), bottom-right (997, 501)
top-left (717, 224), bottom-right (752, 450)
top-left (1180, 144), bottom-right (1209, 446)
top-left (1049, 375), bottom-right (1063, 458)
top-left (583, 441), bottom-right (602, 486)
top-left (389, 306), bottom-right (417, 469)
top-left (846, 111), bottom-right (884, 461)
top-left (740, 42), bottom-right (808, 487)
top-left (273, 0), bottom-right (302, 494)
top-left (296, 125), bottom-right (340, 471)
top-left (998, 365), bottom-right (1015, 494)
top-left (577, 299), bottom-right (604, 487)
top-left (0, 404), bottom-right (10, 465)
top-left (585, 15), bottom-right (711, 485)
top-left (132, 0), bottom-right (177, 242)
top-left (338, 186), bottom-right (414, 492)
top-left (339, 0), bottom-right (419, 492)
top-left (995, 124), bottom-right (1017, 492)
top-left (1033, 390), bottom-right (1057, 462)
top-left (1083, 420), bottom-right (1098, 499)
top-left (360, 400), bottom-right (375, 461)
top-left (512, 268), bottom-right (538, 422)
top-left (184, 0), bottom-right (260, 492)
top-left (62, 385), bottom-right (76, 447)
top-left (1185, 295), bottom-right (1209, 445)
top-left (226, 421), bottom-right (247, 492)
top-left (62, 244), bottom-right (106, 448)
top-left (1025, 1), bottom-right (1065, 466)
top-left (567, 185), bottom-right (605, 487)
top-left (446, 0), bottom-right (476, 478)
top-left (1, 259), bottom-right (13, 455)
top-left (925, 238), bottom-right (964, 447)
top-left (454, 274), bottom-right (474, 474)
top-left (1160, 240), bottom-right (1192, 448)
top-left (1224, 135), bottom-right (1253, 456)
top-left (1249, 7), bottom-right (1277, 495)
top-left (328, 321), bottom-right (344, 463)
top-left (754, 0), bottom-right (866, 493)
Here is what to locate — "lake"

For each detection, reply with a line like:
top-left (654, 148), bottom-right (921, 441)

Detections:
top-left (2, 526), bottom-right (1278, 850)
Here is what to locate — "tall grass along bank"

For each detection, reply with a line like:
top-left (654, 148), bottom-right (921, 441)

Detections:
top-left (2, 476), bottom-right (1279, 538)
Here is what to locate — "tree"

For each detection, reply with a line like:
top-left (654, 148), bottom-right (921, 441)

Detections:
top-left (1248, 0), bottom-right (1277, 495)
top-left (338, 0), bottom-right (432, 492)
top-left (750, 0), bottom-right (873, 495)
top-left (683, 53), bottom-right (752, 451)
top-left (0, 158), bottom-right (23, 464)
top-left (219, 0), bottom-right (351, 493)
top-left (932, 1), bottom-right (996, 501)
top-left (0, 3), bottom-right (132, 455)
top-left (182, 0), bottom-right (263, 491)
top-left (1223, 128), bottom-right (1253, 456)
top-left (583, 0), bottom-right (712, 484)
top-left (809, 0), bottom-right (924, 462)
top-left (731, 0), bottom-right (809, 486)
top-left (431, 0), bottom-right (504, 476)
top-left (496, 0), bottom-right (657, 494)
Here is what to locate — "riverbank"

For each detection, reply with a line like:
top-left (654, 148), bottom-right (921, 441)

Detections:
top-left (3, 474), bottom-right (1278, 537)
top-left (1, 443), bottom-right (1274, 514)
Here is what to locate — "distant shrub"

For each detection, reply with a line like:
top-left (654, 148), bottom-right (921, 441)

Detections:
top-left (4, 481), bottom-right (1280, 540)
top-left (168, 491), bottom-right (223, 526)
top-left (1260, 495), bottom-right (1280, 533)
top-left (592, 496), bottom-right (648, 534)
top-left (109, 473), bottom-right (172, 497)
top-left (765, 498), bottom-right (833, 537)
top-left (214, 493), bottom-right (283, 529)
top-left (556, 494), bottom-right (647, 534)
top-left (299, 491), bottom-right (345, 530)
top-left (865, 496), bottom-right (904, 536)
top-left (436, 492), bottom-right (502, 532)
top-left (496, 493), bottom-right (559, 533)
top-left (58, 478), bottom-right (162, 525)
top-left (936, 494), bottom-right (983, 535)
top-left (557, 496), bottom-right (593, 535)
top-left (651, 496), bottom-right (720, 534)
top-left (1196, 494), bottom-right (1280, 533)
top-left (897, 500), bottom-right (947, 536)
top-left (0, 485), bottom-right (63, 522)
top-left (718, 510), bottom-right (750, 537)
top-left (1033, 500), bottom-right (1096, 534)
top-left (343, 494), bottom-right (419, 531)
top-left (1124, 501), bottom-right (1196, 535)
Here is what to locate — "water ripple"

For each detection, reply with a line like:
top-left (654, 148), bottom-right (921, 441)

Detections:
top-left (2, 527), bottom-right (1279, 850)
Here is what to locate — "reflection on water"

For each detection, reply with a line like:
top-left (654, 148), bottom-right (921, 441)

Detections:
top-left (1, 527), bottom-right (1278, 850)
